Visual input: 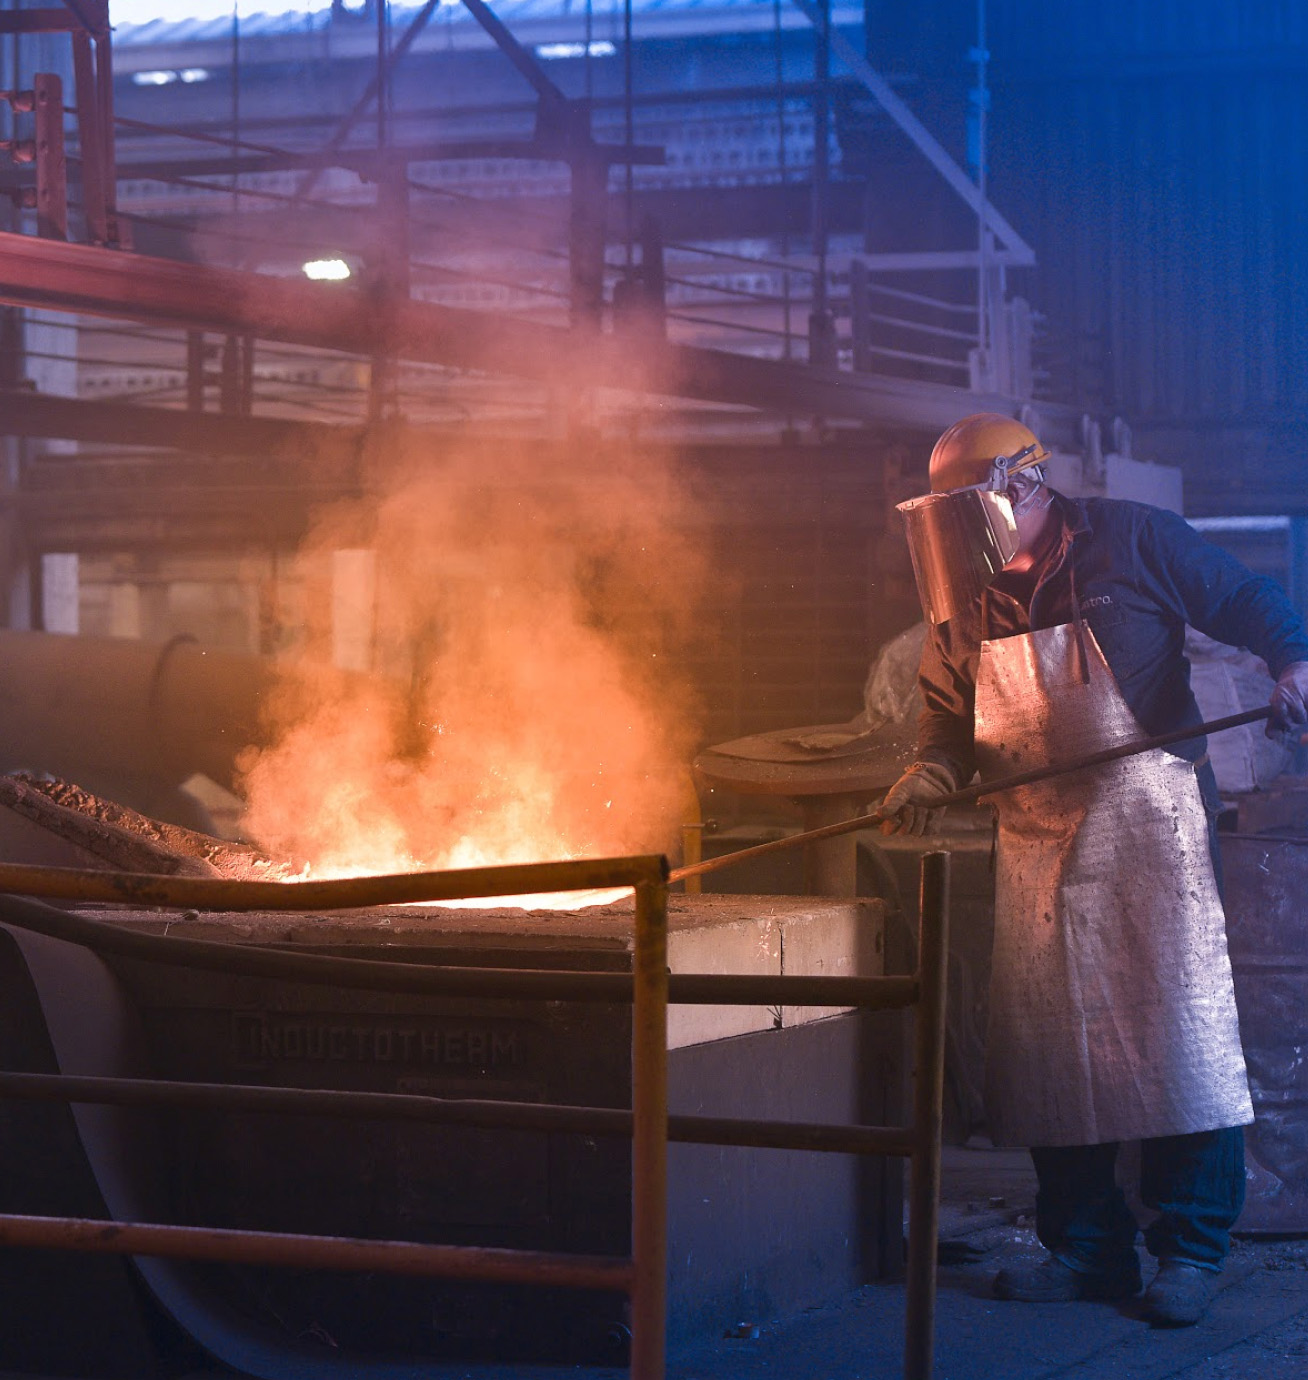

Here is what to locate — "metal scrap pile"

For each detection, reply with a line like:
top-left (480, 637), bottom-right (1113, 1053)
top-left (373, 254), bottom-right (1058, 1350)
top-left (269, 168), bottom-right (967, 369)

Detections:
top-left (0, 773), bottom-right (297, 881)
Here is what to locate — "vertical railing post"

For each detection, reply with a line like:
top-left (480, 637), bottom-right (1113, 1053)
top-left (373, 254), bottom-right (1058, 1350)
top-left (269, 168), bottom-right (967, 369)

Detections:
top-left (807, 0), bottom-right (835, 369)
top-left (32, 74), bottom-right (67, 243)
top-left (630, 878), bottom-right (668, 1380)
top-left (186, 331), bottom-right (206, 412)
top-left (850, 257), bottom-right (871, 372)
top-left (70, 33), bottom-right (107, 246)
top-left (904, 849), bottom-right (949, 1380)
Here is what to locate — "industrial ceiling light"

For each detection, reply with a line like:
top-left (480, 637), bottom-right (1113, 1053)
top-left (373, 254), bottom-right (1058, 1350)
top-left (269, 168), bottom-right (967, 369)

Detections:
top-left (536, 40), bottom-right (616, 60)
top-left (303, 257), bottom-right (353, 282)
top-left (131, 67), bottom-right (212, 87)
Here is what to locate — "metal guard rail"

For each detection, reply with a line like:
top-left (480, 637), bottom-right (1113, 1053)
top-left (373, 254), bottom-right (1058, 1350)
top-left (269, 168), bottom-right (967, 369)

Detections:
top-left (0, 850), bottom-right (950, 1380)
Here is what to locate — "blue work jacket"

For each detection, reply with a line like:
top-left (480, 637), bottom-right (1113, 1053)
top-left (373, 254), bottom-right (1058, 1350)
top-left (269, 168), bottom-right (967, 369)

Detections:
top-left (917, 491), bottom-right (1308, 783)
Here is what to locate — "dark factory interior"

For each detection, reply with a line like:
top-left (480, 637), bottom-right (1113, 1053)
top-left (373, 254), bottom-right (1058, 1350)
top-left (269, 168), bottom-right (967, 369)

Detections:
top-left (0, 3), bottom-right (1304, 1378)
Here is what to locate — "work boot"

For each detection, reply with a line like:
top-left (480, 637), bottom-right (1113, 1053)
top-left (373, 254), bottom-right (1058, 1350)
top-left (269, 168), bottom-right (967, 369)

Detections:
top-left (994, 1254), bottom-right (1142, 1303)
top-left (1140, 1260), bottom-right (1219, 1327)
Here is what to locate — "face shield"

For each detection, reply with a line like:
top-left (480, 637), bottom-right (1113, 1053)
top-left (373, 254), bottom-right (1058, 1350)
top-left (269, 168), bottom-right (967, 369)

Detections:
top-left (896, 487), bottom-right (1019, 625)
top-left (896, 441), bottom-right (1048, 623)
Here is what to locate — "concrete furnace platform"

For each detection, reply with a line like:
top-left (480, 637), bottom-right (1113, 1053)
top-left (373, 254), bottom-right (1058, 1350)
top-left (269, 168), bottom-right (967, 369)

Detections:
top-left (0, 893), bottom-right (903, 1373)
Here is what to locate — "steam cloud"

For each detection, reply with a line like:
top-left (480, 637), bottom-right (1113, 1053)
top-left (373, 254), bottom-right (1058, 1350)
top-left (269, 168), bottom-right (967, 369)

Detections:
top-left (237, 434), bottom-right (707, 880)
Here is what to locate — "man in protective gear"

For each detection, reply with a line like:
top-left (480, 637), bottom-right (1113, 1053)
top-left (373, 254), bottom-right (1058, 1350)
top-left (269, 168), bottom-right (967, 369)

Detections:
top-left (882, 412), bottom-right (1308, 1325)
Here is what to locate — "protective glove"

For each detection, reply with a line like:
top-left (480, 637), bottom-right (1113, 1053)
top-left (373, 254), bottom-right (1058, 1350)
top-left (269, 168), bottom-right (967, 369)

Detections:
top-left (1268, 660), bottom-right (1308, 739)
top-left (878, 760), bottom-right (960, 836)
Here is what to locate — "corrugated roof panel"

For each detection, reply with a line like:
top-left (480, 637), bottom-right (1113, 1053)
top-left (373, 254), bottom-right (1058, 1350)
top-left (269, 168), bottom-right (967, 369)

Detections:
top-left (116, 10), bottom-right (332, 47)
top-left (113, 1), bottom-right (834, 48)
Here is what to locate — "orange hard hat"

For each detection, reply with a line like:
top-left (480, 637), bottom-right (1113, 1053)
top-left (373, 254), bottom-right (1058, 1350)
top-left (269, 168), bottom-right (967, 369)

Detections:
top-left (928, 413), bottom-right (1050, 493)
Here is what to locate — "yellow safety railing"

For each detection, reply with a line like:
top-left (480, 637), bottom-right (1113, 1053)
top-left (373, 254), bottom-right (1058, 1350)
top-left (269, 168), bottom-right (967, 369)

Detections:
top-left (0, 848), bottom-right (949, 1380)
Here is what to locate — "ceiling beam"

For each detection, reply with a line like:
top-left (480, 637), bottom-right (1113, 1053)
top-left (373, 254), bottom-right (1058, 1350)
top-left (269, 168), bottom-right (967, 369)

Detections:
top-left (0, 229), bottom-right (1017, 429)
top-left (0, 389), bottom-right (365, 462)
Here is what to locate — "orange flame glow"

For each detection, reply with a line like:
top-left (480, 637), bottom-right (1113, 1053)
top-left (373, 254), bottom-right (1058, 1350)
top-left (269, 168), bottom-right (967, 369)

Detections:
top-left (238, 439), bottom-right (704, 909)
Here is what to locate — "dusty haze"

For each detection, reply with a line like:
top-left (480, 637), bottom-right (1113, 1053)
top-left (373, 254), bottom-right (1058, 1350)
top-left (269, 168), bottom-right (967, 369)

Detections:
top-left (237, 434), bottom-right (708, 884)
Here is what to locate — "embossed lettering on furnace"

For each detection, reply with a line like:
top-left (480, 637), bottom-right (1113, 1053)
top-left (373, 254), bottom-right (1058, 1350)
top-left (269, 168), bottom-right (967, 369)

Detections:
top-left (233, 1014), bottom-right (523, 1069)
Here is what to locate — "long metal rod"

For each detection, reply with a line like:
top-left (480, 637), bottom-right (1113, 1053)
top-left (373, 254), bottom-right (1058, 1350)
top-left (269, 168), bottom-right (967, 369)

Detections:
top-left (81, 137), bottom-right (662, 185)
top-left (459, 0), bottom-right (569, 111)
top-left (672, 704), bottom-right (1273, 883)
top-left (0, 889), bottom-right (918, 1009)
top-left (376, 0), bottom-right (390, 151)
top-left (0, 1211), bottom-right (633, 1292)
top-left (102, 81), bottom-right (829, 154)
top-left (0, 1069), bottom-right (917, 1157)
top-left (630, 879), bottom-right (668, 1380)
top-left (904, 851), bottom-right (949, 1380)
top-left (0, 852), bottom-right (667, 908)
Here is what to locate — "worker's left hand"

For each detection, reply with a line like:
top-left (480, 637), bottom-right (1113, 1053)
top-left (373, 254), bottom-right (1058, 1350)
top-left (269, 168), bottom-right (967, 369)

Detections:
top-left (1268, 660), bottom-right (1308, 738)
top-left (878, 760), bottom-right (959, 836)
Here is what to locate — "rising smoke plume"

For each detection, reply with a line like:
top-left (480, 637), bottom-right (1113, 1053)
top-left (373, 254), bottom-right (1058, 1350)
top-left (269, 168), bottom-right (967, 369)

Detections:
top-left (237, 431), bottom-right (708, 880)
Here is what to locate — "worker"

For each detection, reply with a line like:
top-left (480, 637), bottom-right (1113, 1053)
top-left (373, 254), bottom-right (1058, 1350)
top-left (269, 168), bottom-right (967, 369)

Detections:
top-left (881, 413), bottom-right (1308, 1326)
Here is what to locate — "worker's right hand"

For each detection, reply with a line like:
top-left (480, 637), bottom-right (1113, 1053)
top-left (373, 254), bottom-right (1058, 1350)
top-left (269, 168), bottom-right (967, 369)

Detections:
top-left (1269, 660), bottom-right (1308, 738)
top-left (878, 761), bottom-right (959, 836)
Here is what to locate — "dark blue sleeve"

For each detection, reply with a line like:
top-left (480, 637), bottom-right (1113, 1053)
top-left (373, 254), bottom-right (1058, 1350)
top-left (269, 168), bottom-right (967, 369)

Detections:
top-left (1137, 508), bottom-right (1308, 676)
top-left (915, 617), bottom-right (980, 784)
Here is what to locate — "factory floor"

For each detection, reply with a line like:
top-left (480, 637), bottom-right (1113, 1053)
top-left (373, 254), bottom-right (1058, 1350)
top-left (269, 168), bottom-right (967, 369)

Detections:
top-left (650, 1145), bottom-right (1308, 1380)
top-left (7, 1144), bottom-right (1308, 1380)
top-left (425, 1143), bottom-right (1308, 1380)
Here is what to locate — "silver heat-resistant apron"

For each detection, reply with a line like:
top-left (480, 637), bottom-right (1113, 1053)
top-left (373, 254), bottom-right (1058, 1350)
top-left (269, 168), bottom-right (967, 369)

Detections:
top-left (974, 620), bottom-right (1253, 1148)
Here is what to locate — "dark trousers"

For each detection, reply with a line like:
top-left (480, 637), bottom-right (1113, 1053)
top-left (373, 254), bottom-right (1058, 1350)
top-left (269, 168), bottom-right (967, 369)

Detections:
top-left (1031, 1126), bottom-right (1245, 1274)
top-left (1031, 764), bottom-right (1245, 1275)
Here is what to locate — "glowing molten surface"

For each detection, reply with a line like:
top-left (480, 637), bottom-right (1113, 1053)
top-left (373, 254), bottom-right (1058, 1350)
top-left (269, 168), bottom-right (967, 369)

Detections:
top-left (290, 855), bottom-right (631, 913)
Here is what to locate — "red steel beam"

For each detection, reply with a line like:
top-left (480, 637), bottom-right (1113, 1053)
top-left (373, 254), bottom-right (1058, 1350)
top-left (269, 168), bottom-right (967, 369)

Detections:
top-left (0, 9), bottom-right (79, 33)
top-left (0, 229), bottom-right (1001, 425)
